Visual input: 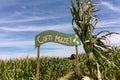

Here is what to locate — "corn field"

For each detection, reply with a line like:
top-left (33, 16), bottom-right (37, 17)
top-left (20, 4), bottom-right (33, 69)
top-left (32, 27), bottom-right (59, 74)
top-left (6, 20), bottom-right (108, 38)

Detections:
top-left (0, 57), bottom-right (73, 80)
top-left (0, 48), bottom-right (119, 80)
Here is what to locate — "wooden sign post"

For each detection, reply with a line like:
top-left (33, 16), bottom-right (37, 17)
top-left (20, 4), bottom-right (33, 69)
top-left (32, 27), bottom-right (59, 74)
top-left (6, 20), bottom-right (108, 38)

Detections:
top-left (35, 30), bottom-right (82, 80)
top-left (75, 46), bottom-right (83, 80)
top-left (36, 46), bottom-right (40, 80)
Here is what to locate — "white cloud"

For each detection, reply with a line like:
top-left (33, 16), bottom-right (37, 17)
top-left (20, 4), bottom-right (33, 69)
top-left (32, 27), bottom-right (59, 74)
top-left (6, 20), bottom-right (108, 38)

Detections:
top-left (101, 1), bottom-right (120, 13)
top-left (109, 34), bottom-right (120, 46)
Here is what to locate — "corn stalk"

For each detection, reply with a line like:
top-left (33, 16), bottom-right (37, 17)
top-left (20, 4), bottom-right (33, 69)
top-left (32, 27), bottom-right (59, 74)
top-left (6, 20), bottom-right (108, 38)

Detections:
top-left (70, 0), bottom-right (120, 79)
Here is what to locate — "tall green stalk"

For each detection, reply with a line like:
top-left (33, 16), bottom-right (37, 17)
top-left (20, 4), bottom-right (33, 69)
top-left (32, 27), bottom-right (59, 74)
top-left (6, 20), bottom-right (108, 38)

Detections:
top-left (70, 0), bottom-right (120, 79)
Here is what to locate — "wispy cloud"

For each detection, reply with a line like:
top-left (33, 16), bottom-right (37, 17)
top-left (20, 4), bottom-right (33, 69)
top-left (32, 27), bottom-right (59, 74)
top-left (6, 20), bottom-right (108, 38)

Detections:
top-left (97, 18), bottom-right (120, 27)
top-left (0, 23), bottom-right (73, 32)
top-left (0, 16), bottom-right (58, 24)
top-left (0, 39), bottom-right (33, 48)
top-left (101, 1), bottom-right (120, 13)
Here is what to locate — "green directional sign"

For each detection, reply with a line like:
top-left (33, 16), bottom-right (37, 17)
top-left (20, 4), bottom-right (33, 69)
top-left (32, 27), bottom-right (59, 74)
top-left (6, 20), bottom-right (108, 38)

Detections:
top-left (35, 30), bottom-right (81, 47)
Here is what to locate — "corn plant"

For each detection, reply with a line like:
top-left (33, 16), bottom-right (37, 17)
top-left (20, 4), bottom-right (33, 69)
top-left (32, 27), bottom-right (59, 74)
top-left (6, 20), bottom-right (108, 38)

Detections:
top-left (70, 0), bottom-right (120, 79)
top-left (69, 50), bottom-right (120, 80)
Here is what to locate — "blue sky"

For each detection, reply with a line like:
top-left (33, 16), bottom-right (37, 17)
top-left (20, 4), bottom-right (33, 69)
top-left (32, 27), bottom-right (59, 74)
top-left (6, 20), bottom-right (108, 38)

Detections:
top-left (0, 0), bottom-right (120, 59)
